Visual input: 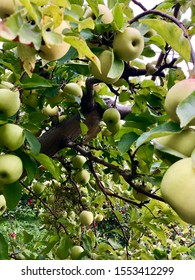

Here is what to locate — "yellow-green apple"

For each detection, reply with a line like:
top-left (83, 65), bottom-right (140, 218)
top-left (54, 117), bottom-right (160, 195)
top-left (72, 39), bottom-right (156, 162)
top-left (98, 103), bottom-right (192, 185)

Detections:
top-left (80, 210), bottom-right (94, 226)
top-left (74, 170), bottom-right (90, 185)
top-left (103, 108), bottom-right (121, 125)
top-left (84, 4), bottom-right (113, 24)
top-left (0, 123), bottom-right (25, 151)
top-left (98, 4), bottom-right (113, 24)
top-left (0, 194), bottom-right (6, 216)
top-left (0, 88), bottom-right (20, 117)
top-left (95, 213), bottom-right (104, 222)
top-left (107, 120), bottom-right (122, 134)
top-left (39, 21), bottom-right (70, 61)
top-left (0, 0), bottom-right (21, 18)
top-left (63, 83), bottom-right (83, 98)
top-left (154, 128), bottom-right (195, 157)
top-left (113, 27), bottom-right (144, 61)
top-left (48, 90), bottom-right (64, 104)
top-left (161, 157), bottom-right (195, 224)
top-left (165, 79), bottom-right (195, 124)
top-left (72, 155), bottom-right (86, 169)
top-left (133, 186), bottom-right (150, 201)
top-left (22, 91), bottom-right (39, 108)
top-left (71, 245), bottom-right (84, 260)
top-left (89, 50), bottom-right (123, 84)
top-left (144, 29), bottom-right (157, 38)
top-left (0, 154), bottom-right (23, 184)
top-left (42, 104), bottom-right (58, 116)
top-left (32, 182), bottom-right (46, 195)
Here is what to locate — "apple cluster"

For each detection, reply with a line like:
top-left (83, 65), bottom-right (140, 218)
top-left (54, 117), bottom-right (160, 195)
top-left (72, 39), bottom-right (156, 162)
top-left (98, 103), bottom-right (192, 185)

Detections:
top-left (0, 82), bottom-right (24, 215)
top-left (158, 78), bottom-right (195, 225)
top-left (87, 5), bottom-right (145, 85)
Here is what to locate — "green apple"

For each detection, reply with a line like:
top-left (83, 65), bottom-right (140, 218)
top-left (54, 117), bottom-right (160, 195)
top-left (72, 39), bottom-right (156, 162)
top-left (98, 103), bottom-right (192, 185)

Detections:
top-left (0, 123), bottom-right (25, 151)
top-left (84, 4), bottom-right (113, 24)
top-left (132, 186), bottom-right (149, 201)
top-left (0, 195), bottom-right (6, 216)
top-left (39, 21), bottom-right (70, 61)
top-left (144, 29), bottom-right (157, 38)
top-left (0, 154), bottom-right (23, 185)
top-left (0, 0), bottom-right (21, 18)
top-left (95, 213), bottom-right (104, 222)
top-left (72, 155), bottom-right (86, 169)
top-left (74, 170), bottom-right (90, 185)
top-left (22, 91), bottom-right (39, 108)
top-left (103, 108), bottom-right (121, 125)
top-left (0, 88), bottom-right (20, 117)
top-left (42, 104), bottom-right (59, 116)
top-left (113, 27), bottom-right (144, 61)
top-left (165, 79), bottom-right (195, 124)
top-left (107, 120), bottom-right (122, 134)
top-left (161, 157), bottom-right (195, 224)
top-left (63, 83), bottom-right (83, 98)
top-left (154, 128), bottom-right (195, 157)
top-left (80, 210), bottom-right (94, 226)
top-left (48, 90), bottom-right (64, 104)
top-left (32, 182), bottom-right (46, 195)
top-left (89, 50), bottom-right (123, 84)
top-left (70, 245), bottom-right (84, 260)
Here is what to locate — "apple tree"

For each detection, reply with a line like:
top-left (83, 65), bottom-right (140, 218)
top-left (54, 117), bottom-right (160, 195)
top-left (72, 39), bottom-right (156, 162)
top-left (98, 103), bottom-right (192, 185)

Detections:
top-left (0, 0), bottom-right (195, 260)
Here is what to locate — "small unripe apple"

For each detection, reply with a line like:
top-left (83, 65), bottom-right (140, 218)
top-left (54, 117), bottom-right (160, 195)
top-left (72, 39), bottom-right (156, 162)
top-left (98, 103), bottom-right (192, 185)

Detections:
top-left (103, 108), bottom-right (121, 125)
top-left (0, 154), bottom-right (23, 185)
top-left (63, 83), bottom-right (83, 98)
top-left (84, 4), bottom-right (113, 24)
top-left (0, 194), bottom-right (6, 216)
top-left (0, 88), bottom-right (20, 117)
top-left (22, 91), bottom-right (39, 108)
top-left (161, 157), bottom-right (195, 224)
top-left (0, 123), bottom-right (25, 151)
top-left (70, 245), bottom-right (84, 260)
top-left (133, 186), bottom-right (149, 201)
top-left (154, 128), bottom-right (195, 157)
top-left (95, 213), bottom-right (104, 222)
top-left (165, 79), bottom-right (195, 124)
top-left (32, 182), bottom-right (46, 195)
top-left (72, 155), bottom-right (86, 169)
top-left (74, 170), bottom-right (90, 185)
top-left (89, 50), bottom-right (123, 84)
top-left (107, 120), bottom-right (122, 134)
top-left (39, 21), bottom-right (70, 61)
top-left (144, 29), bottom-right (157, 38)
top-left (80, 210), bottom-right (94, 226)
top-left (42, 104), bottom-right (58, 116)
top-left (48, 90), bottom-right (64, 104)
top-left (113, 27), bottom-right (144, 61)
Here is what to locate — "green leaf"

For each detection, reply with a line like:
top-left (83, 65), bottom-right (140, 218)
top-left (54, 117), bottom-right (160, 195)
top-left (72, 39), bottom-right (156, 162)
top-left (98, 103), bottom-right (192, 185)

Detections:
top-left (24, 129), bottom-right (41, 155)
top-left (140, 19), bottom-right (191, 62)
top-left (55, 235), bottom-right (73, 259)
top-left (0, 233), bottom-right (8, 260)
top-left (118, 132), bottom-right (139, 154)
top-left (176, 91), bottom-right (195, 127)
top-left (135, 122), bottom-right (181, 149)
top-left (23, 230), bottom-right (33, 244)
top-left (107, 55), bottom-right (124, 79)
top-left (112, 3), bottom-right (124, 30)
top-left (3, 182), bottom-right (22, 210)
top-left (30, 153), bottom-right (60, 180)
top-left (64, 35), bottom-right (101, 71)
top-left (21, 73), bottom-right (52, 89)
